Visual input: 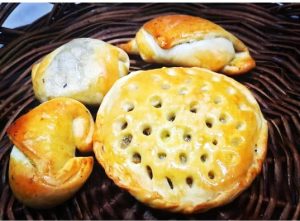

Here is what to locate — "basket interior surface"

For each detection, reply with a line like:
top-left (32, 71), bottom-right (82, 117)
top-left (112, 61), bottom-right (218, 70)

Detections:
top-left (0, 3), bottom-right (300, 220)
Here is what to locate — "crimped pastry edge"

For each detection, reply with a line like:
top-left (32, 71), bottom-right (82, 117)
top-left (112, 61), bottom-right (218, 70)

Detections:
top-left (94, 67), bottom-right (268, 213)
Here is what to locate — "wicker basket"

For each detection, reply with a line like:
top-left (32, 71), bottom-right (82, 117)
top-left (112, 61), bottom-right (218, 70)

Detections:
top-left (0, 3), bottom-right (299, 220)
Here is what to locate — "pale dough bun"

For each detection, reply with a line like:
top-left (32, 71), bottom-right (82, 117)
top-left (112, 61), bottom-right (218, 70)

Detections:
top-left (94, 67), bottom-right (268, 213)
top-left (32, 38), bottom-right (130, 105)
top-left (7, 97), bottom-right (94, 209)
top-left (119, 14), bottom-right (255, 75)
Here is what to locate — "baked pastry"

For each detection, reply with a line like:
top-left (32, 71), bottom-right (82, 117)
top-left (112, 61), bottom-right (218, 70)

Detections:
top-left (119, 14), bottom-right (255, 75)
top-left (93, 67), bottom-right (268, 213)
top-left (32, 38), bottom-right (130, 105)
top-left (7, 97), bottom-right (94, 209)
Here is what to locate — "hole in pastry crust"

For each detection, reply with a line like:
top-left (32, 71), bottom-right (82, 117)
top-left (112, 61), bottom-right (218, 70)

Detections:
top-left (123, 102), bottom-right (134, 112)
top-left (183, 133), bottom-right (192, 142)
top-left (146, 166), bottom-right (153, 179)
top-left (205, 118), bottom-right (214, 128)
top-left (121, 121), bottom-right (128, 130)
top-left (114, 118), bottom-right (128, 131)
top-left (212, 139), bottom-right (218, 146)
top-left (254, 144), bottom-right (258, 153)
top-left (167, 112), bottom-right (176, 122)
top-left (166, 177), bottom-right (173, 189)
top-left (208, 171), bottom-right (215, 179)
top-left (186, 177), bottom-right (193, 187)
top-left (158, 152), bottom-right (167, 159)
top-left (219, 113), bottom-right (228, 124)
top-left (132, 152), bottom-right (141, 164)
top-left (179, 87), bottom-right (188, 95)
top-left (190, 108), bottom-right (197, 113)
top-left (120, 134), bottom-right (132, 149)
top-left (160, 129), bottom-right (171, 141)
top-left (150, 96), bottom-right (162, 108)
top-left (189, 101), bottom-right (198, 113)
top-left (179, 153), bottom-right (187, 164)
top-left (200, 154), bottom-right (207, 162)
top-left (142, 125), bottom-right (152, 136)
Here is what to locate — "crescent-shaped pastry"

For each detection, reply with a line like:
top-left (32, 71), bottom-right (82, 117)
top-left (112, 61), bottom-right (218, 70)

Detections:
top-left (93, 67), bottom-right (268, 213)
top-left (32, 38), bottom-right (130, 105)
top-left (119, 15), bottom-right (255, 75)
top-left (7, 98), bottom-right (94, 208)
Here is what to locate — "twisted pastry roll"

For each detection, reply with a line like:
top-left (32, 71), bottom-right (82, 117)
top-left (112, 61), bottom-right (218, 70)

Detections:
top-left (7, 98), bottom-right (94, 208)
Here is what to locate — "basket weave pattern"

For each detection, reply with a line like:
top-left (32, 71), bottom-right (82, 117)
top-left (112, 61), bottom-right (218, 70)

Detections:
top-left (0, 3), bottom-right (299, 220)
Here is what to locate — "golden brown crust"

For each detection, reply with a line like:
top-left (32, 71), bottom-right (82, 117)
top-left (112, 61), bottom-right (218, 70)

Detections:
top-left (222, 51), bottom-right (256, 75)
top-left (118, 39), bottom-right (139, 55)
top-left (32, 38), bottom-right (130, 105)
top-left (143, 14), bottom-right (244, 50)
top-left (93, 67), bottom-right (268, 213)
top-left (7, 97), bottom-right (94, 208)
top-left (118, 14), bottom-right (255, 75)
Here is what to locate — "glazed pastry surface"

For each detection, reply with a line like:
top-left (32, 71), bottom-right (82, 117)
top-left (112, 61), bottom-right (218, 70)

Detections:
top-left (119, 15), bottom-right (255, 75)
top-left (32, 38), bottom-right (130, 105)
top-left (7, 97), bottom-right (94, 208)
top-left (94, 67), bottom-right (268, 213)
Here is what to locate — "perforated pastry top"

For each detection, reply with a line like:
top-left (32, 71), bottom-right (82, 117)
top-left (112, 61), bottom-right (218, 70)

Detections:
top-left (93, 67), bottom-right (268, 213)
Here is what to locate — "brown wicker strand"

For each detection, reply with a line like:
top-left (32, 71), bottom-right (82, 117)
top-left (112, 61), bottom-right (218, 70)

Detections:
top-left (0, 3), bottom-right (299, 220)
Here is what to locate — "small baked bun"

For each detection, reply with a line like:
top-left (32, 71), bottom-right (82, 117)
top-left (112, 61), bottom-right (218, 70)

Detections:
top-left (94, 67), bottom-right (268, 213)
top-left (7, 97), bottom-right (94, 209)
top-left (119, 14), bottom-right (255, 75)
top-left (32, 38), bottom-right (130, 105)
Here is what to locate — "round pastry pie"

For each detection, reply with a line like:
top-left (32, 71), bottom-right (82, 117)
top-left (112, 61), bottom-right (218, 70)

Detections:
top-left (93, 67), bottom-right (268, 213)
top-left (32, 38), bottom-right (130, 105)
